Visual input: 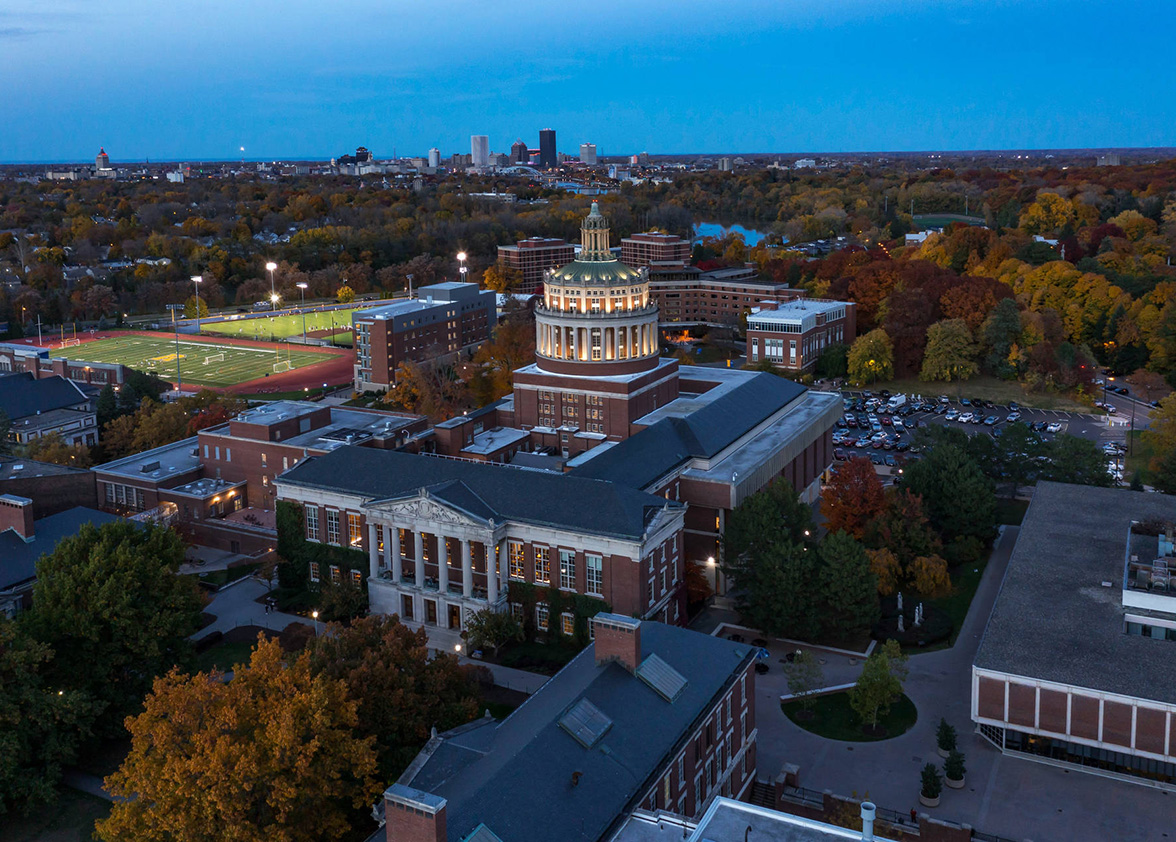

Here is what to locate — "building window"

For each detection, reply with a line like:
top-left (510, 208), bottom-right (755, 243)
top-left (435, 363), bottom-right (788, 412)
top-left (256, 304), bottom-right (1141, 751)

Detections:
top-left (305, 505), bottom-right (319, 541)
top-left (559, 549), bottom-right (576, 590)
top-left (376, 524), bottom-right (384, 552)
top-left (261, 452), bottom-right (267, 468)
top-left (660, 567), bottom-right (667, 595)
top-left (347, 512), bottom-right (362, 546)
top-left (510, 602), bottom-right (523, 622)
top-left (508, 541), bottom-right (525, 579)
top-left (309, 561), bottom-right (320, 582)
top-left (586, 554), bottom-right (602, 596)
top-left (536, 604), bottom-right (549, 632)
top-left (534, 546), bottom-right (551, 583)
top-left (561, 612), bottom-right (574, 636)
top-left (330, 565), bottom-right (341, 583)
top-left (326, 510), bottom-right (340, 545)
top-left (351, 569), bottom-right (362, 586)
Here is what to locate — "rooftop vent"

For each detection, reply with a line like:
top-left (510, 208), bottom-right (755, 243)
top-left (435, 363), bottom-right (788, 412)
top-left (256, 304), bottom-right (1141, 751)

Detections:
top-left (558, 698), bottom-right (613, 748)
top-left (140, 460), bottom-right (161, 473)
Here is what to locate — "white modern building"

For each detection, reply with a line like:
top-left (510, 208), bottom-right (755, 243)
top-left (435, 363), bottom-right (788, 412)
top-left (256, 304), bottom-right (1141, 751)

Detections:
top-left (471, 135), bottom-right (490, 167)
top-left (580, 143), bottom-right (598, 165)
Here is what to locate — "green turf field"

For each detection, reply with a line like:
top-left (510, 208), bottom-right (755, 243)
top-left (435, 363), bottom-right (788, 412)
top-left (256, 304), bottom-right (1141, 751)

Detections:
top-left (201, 306), bottom-right (368, 340)
top-left (52, 335), bottom-right (336, 388)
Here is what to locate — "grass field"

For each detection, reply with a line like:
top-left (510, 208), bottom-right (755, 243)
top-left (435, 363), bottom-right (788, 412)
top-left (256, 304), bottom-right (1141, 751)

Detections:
top-left (781, 692), bottom-right (918, 742)
top-left (53, 335), bottom-right (336, 388)
top-left (201, 306), bottom-right (368, 340)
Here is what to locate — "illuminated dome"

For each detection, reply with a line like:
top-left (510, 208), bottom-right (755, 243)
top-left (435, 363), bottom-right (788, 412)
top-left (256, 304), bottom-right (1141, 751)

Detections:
top-left (535, 203), bottom-right (660, 376)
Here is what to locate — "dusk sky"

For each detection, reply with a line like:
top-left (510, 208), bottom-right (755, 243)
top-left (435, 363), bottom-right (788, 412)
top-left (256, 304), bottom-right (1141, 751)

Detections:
top-left (2, 0), bottom-right (1171, 163)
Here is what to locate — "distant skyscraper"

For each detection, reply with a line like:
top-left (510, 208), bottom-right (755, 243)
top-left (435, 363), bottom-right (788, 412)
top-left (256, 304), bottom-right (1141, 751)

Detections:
top-left (579, 143), bottom-right (597, 165)
top-left (471, 135), bottom-right (490, 167)
top-left (355, 146), bottom-right (373, 163)
top-left (428, 148), bottom-right (441, 168)
top-left (95, 147), bottom-right (110, 170)
top-left (510, 139), bottom-right (528, 164)
top-left (539, 128), bottom-right (557, 168)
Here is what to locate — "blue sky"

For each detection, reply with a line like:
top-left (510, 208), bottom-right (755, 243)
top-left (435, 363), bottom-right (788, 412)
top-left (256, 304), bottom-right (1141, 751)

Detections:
top-left (1, 0), bottom-right (1171, 162)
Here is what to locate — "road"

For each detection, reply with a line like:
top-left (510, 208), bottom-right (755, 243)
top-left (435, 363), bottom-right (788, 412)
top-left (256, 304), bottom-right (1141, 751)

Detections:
top-left (751, 527), bottom-right (1174, 842)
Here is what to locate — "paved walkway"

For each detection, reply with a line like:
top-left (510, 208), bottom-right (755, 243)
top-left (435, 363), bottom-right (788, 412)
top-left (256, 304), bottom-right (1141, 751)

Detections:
top-left (193, 577), bottom-right (310, 640)
top-left (753, 526), bottom-right (1175, 842)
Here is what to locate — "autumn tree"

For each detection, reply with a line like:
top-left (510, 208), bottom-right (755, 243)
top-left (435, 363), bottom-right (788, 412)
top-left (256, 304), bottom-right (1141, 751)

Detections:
top-left (865, 489), bottom-right (941, 572)
top-left (482, 261), bottom-right (524, 294)
top-left (98, 638), bottom-right (379, 842)
top-left (820, 456), bottom-right (885, 538)
top-left (336, 283), bottom-right (356, 303)
top-left (1019, 192), bottom-right (1074, 235)
top-left (981, 298), bottom-right (1023, 378)
top-left (464, 608), bottom-right (524, 657)
top-left (920, 319), bottom-right (978, 385)
top-left (183, 294), bottom-right (209, 319)
top-left (910, 555), bottom-right (952, 598)
top-left (304, 616), bottom-right (479, 780)
top-left (847, 328), bottom-right (894, 386)
top-left (20, 432), bottom-right (93, 468)
top-left (467, 310), bottom-right (536, 405)
top-left (867, 548), bottom-right (902, 596)
top-left (24, 521), bottom-right (204, 737)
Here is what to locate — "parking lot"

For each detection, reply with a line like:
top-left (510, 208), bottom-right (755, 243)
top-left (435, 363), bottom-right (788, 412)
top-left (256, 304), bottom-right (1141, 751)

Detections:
top-left (833, 390), bottom-right (1129, 481)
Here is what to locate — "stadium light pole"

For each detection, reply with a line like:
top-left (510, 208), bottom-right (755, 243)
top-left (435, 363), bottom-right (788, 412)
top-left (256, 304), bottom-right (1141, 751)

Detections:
top-left (296, 283), bottom-right (309, 341)
top-left (266, 262), bottom-right (278, 309)
top-left (167, 303), bottom-right (185, 392)
top-left (456, 251), bottom-right (467, 283)
top-left (191, 275), bottom-right (203, 332)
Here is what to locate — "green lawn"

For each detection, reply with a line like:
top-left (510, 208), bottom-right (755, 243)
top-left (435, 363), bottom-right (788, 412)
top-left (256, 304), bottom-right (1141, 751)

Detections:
top-left (193, 639), bottom-right (259, 673)
top-left (201, 306), bottom-right (371, 340)
top-left (189, 562), bottom-right (260, 589)
top-left (928, 556), bottom-right (988, 647)
top-left (857, 375), bottom-right (1091, 412)
top-left (0, 788), bottom-right (110, 842)
top-left (781, 691), bottom-right (917, 742)
top-left (53, 335), bottom-right (336, 388)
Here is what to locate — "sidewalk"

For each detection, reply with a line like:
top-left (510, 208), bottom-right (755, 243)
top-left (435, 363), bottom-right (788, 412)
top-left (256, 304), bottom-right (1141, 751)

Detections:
top-left (193, 577), bottom-right (307, 641)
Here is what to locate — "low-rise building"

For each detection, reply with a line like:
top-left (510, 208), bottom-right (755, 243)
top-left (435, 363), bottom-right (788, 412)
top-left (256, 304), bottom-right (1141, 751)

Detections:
top-left (621, 231), bottom-right (692, 270)
top-left (649, 265), bottom-right (804, 329)
top-left (275, 447), bottom-right (686, 642)
top-left (0, 341), bottom-right (130, 388)
top-left (0, 458), bottom-right (97, 516)
top-left (973, 482), bottom-right (1176, 786)
top-left (745, 299), bottom-right (856, 373)
top-left (0, 372), bottom-right (98, 447)
top-left (352, 283), bottom-right (496, 391)
top-left (497, 237), bottom-right (576, 295)
top-left (378, 614), bottom-right (757, 842)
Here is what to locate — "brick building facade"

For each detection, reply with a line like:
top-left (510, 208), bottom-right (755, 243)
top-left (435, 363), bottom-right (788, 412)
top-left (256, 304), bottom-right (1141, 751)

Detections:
top-left (621, 231), bottom-right (692, 270)
top-left (745, 299), bottom-right (856, 372)
top-left (352, 282), bottom-right (496, 390)
top-left (650, 266), bottom-right (804, 329)
top-left (497, 237), bottom-right (575, 295)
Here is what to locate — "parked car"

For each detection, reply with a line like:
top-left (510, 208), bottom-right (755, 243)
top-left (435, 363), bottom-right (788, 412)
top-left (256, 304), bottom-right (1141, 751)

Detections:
top-left (945, 409), bottom-right (959, 420)
top-left (834, 448), bottom-right (847, 460)
top-left (984, 415), bottom-right (998, 425)
top-left (896, 440), bottom-right (911, 452)
top-left (1046, 422), bottom-right (1063, 433)
top-left (1031, 421), bottom-right (1048, 432)
top-left (880, 416), bottom-right (892, 426)
top-left (1115, 386), bottom-right (1130, 395)
top-left (1106, 405), bottom-right (1117, 414)
top-left (1006, 411), bottom-right (1021, 422)
top-left (958, 412), bottom-right (973, 423)
top-left (884, 454), bottom-right (897, 467)
top-left (856, 436), bottom-right (871, 448)
top-left (845, 416), bottom-right (858, 428)
top-left (960, 398), bottom-right (971, 406)
top-left (869, 453), bottom-right (884, 465)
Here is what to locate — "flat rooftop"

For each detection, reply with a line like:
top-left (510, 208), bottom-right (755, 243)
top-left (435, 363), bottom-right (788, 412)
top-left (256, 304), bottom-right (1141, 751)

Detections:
top-left (212, 403), bottom-right (421, 451)
top-left (974, 482), bottom-right (1176, 705)
top-left (635, 365), bottom-right (760, 427)
top-left (615, 799), bottom-right (898, 842)
top-left (0, 458), bottom-right (89, 480)
top-left (96, 436), bottom-right (201, 480)
top-left (750, 299), bottom-right (848, 324)
top-left (462, 427), bottom-right (530, 456)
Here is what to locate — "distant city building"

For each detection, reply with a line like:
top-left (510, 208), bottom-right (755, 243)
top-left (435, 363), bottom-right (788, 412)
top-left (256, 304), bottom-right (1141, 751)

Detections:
top-left (427, 148), bottom-right (441, 168)
top-left (539, 128), bottom-right (557, 168)
top-left (579, 142), bottom-right (598, 165)
top-left (621, 231), bottom-right (692, 270)
top-left (352, 282), bottom-right (497, 390)
top-left (497, 237), bottom-right (575, 295)
top-left (450, 153), bottom-right (472, 167)
top-left (629, 151), bottom-right (650, 166)
top-left (510, 138), bottom-right (529, 163)
top-left (717, 157), bottom-right (733, 172)
top-left (745, 299), bottom-right (857, 372)
top-left (470, 135), bottom-right (490, 167)
top-left (355, 146), bottom-right (373, 163)
top-left (973, 483), bottom-right (1176, 788)
top-left (0, 372), bottom-right (98, 448)
top-left (1097, 153), bottom-right (1122, 166)
top-left (95, 147), bottom-right (110, 170)
top-left (793, 158), bottom-right (817, 168)
top-left (490, 152), bottom-right (509, 167)
top-left (166, 170), bottom-right (184, 183)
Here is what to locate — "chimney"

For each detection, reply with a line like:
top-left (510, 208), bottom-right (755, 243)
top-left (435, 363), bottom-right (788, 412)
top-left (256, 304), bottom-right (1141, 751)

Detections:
top-left (0, 494), bottom-right (35, 542)
top-left (592, 613), bottom-right (642, 673)
top-left (384, 784), bottom-right (446, 842)
top-left (860, 801), bottom-right (876, 841)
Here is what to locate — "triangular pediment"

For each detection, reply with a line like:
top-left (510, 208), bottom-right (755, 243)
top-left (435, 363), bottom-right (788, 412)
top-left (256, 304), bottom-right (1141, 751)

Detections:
top-left (367, 487), bottom-right (491, 528)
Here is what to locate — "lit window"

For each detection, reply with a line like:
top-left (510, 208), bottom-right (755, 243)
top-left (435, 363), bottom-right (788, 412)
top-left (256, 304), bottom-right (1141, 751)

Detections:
top-left (508, 541), bottom-right (525, 579)
top-left (330, 565), bottom-right (341, 583)
top-left (309, 561), bottom-right (320, 582)
top-left (561, 612), bottom-right (574, 636)
top-left (536, 604), bottom-right (549, 632)
top-left (347, 512), bottom-right (362, 546)
top-left (351, 569), bottom-right (362, 586)
top-left (559, 549), bottom-right (576, 590)
top-left (261, 452), bottom-right (267, 468)
top-left (534, 546), bottom-right (551, 583)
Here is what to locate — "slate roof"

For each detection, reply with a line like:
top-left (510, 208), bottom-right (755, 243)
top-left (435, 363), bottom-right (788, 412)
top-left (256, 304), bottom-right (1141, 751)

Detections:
top-left (0, 373), bottom-right (88, 420)
top-left (277, 447), bottom-right (681, 541)
top-left (974, 482), bottom-right (1176, 705)
top-left (571, 373), bottom-right (807, 488)
top-left (401, 621), bottom-right (756, 842)
top-left (0, 506), bottom-right (124, 591)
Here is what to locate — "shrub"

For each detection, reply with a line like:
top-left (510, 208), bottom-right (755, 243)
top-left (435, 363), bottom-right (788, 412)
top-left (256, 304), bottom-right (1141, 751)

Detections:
top-left (943, 535), bottom-right (985, 567)
top-left (921, 763), bottom-right (943, 798)
top-left (936, 717), bottom-right (957, 753)
top-left (193, 630), bottom-right (223, 653)
top-left (945, 750), bottom-right (966, 781)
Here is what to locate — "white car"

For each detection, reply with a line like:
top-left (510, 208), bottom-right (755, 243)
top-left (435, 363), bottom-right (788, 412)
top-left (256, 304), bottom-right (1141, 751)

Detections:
top-left (1106, 405), bottom-right (1117, 415)
top-left (1046, 422), bottom-right (1062, 433)
top-left (945, 409), bottom-right (959, 420)
top-left (958, 412), bottom-right (973, 423)
top-left (1006, 411), bottom-right (1021, 423)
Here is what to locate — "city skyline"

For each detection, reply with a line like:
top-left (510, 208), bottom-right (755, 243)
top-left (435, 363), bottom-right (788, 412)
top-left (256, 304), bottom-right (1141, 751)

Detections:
top-left (2, 0), bottom-right (1173, 163)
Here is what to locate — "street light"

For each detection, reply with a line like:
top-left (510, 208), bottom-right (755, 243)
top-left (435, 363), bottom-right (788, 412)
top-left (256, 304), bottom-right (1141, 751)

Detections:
top-left (456, 251), bottom-right (467, 283)
top-left (454, 644), bottom-right (462, 654)
top-left (312, 610), bottom-right (319, 637)
top-left (297, 282), bottom-right (308, 339)
top-left (191, 275), bottom-right (203, 332)
top-left (266, 262), bottom-right (278, 309)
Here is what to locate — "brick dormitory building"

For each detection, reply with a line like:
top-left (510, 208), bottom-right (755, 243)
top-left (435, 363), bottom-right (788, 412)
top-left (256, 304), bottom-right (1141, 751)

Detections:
top-left (272, 204), bottom-right (842, 640)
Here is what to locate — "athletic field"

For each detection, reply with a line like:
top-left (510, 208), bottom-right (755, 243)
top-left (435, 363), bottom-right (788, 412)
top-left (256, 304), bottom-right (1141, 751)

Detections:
top-left (51, 334), bottom-right (338, 388)
top-left (200, 306), bottom-right (367, 341)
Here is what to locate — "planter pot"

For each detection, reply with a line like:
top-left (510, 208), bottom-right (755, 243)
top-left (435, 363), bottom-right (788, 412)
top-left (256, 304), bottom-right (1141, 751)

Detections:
top-left (919, 793), bottom-right (940, 808)
top-left (945, 776), bottom-right (965, 789)
top-left (937, 747), bottom-right (951, 759)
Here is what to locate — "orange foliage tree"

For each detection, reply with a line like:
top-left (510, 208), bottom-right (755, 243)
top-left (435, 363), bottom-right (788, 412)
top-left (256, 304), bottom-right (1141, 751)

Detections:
top-left (820, 456), bottom-right (886, 538)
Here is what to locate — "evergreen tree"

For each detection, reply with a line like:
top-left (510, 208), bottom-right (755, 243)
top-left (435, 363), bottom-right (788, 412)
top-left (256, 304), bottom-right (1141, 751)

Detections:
top-left (815, 531), bottom-right (880, 639)
top-left (96, 384), bottom-right (118, 427)
top-left (902, 444), bottom-right (997, 542)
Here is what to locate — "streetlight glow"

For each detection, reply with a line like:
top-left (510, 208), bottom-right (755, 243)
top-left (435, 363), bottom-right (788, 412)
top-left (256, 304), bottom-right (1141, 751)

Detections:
top-left (191, 275), bottom-right (203, 334)
top-left (456, 252), bottom-right (467, 262)
top-left (265, 262), bottom-right (277, 272)
top-left (296, 282), bottom-right (309, 338)
top-left (266, 262), bottom-right (279, 310)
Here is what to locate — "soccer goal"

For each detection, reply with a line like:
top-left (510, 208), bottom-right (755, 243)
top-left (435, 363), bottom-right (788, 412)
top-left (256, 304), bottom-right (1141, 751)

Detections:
top-left (59, 338), bottom-right (81, 348)
top-left (273, 360), bottom-right (293, 373)
top-left (203, 352), bottom-right (226, 365)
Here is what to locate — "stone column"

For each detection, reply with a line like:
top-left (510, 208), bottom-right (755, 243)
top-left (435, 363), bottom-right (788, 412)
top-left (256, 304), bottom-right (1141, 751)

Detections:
top-left (487, 540), bottom-right (499, 605)
top-left (368, 522), bottom-right (379, 579)
top-left (413, 530), bottom-right (424, 585)
top-left (438, 534), bottom-right (449, 594)
top-left (462, 539), bottom-right (473, 598)
top-left (390, 527), bottom-right (402, 583)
